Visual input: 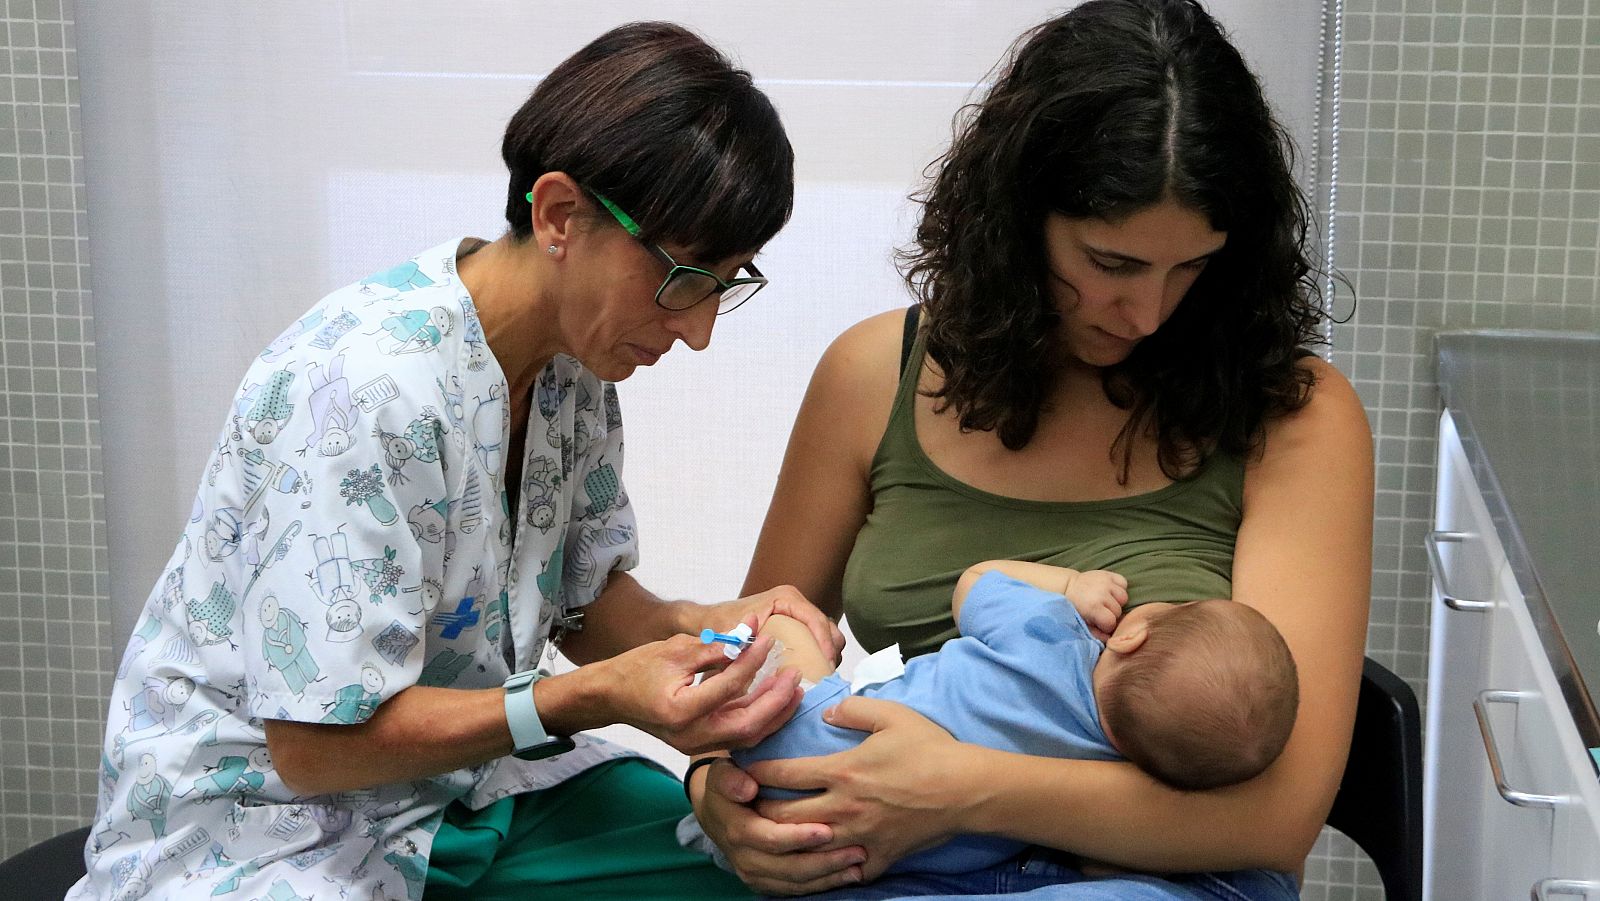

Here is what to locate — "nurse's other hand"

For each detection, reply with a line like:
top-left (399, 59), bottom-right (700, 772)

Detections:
top-left (690, 757), bottom-right (867, 896)
top-left (595, 634), bottom-right (804, 756)
top-left (699, 585), bottom-right (846, 667)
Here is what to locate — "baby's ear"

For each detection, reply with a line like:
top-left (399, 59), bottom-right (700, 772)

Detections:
top-left (1105, 620), bottom-right (1149, 656)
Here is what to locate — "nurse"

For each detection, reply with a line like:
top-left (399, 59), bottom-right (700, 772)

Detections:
top-left (73, 21), bottom-right (837, 901)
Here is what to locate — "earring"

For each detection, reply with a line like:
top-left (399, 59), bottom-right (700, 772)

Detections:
top-left (546, 244), bottom-right (558, 255)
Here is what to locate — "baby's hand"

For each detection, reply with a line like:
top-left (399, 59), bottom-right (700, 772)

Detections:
top-left (1062, 570), bottom-right (1127, 637)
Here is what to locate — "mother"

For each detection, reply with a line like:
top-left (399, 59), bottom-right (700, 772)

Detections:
top-left (690, 1), bottom-right (1373, 898)
top-left (74, 22), bottom-right (840, 901)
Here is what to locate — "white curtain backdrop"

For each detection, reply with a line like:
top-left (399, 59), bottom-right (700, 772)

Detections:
top-left (78, 1), bottom-right (1322, 767)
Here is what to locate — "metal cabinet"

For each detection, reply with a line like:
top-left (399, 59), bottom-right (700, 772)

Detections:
top-left (1426, 411), bottom-right (1600, 901)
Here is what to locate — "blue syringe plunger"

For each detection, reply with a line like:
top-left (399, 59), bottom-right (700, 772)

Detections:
top-left (700, 628), bottom-right (748, 647)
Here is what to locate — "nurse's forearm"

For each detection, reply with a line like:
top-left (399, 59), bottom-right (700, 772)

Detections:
top-left (266, 671), bottom-right (607, 796)
top-left (557, 570), bottom-right (694, 665)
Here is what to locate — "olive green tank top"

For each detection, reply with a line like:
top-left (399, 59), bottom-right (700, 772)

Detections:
top-left (840, 313), bottom-right (1245, 659)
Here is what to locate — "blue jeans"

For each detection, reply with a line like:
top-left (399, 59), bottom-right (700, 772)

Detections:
top-left (790, 847), bottom-right (1300, 900)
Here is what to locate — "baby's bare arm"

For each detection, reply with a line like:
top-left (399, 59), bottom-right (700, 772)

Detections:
top-left (758, 614), bottom-right (838, 682)
top-left (953, 561), bottom-right (1078, 621)
top-left (960, 561), bottom-right (1078, 596)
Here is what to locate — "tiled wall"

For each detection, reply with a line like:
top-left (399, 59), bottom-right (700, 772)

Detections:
top-left (1334, 0), bottom-right (1599, 696)
top-left (0, 0), bottom-right (112, 859)
top-left (1310, 0), bottom-right (1600, 898)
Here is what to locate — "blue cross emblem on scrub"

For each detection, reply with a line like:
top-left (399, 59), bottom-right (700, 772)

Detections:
top-left (434, 596), bottom-right (480, 639)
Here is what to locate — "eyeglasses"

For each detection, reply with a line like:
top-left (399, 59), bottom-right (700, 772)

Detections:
top-left (585, 189), bottom-right (768, 314)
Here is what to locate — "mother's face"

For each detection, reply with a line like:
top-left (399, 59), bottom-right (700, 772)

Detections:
top-left (1041, 198), bottom-right (1227, 369)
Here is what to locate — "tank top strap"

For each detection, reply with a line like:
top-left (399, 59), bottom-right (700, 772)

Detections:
top-left (878, 306), bottom-right (928, 465)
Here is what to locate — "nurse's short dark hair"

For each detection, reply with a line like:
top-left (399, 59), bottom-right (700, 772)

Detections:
top-left (502, 22), bottom-right (795, 263)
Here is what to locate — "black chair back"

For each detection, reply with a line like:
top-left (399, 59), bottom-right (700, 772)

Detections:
top-left (1325, 657), bottom-right (1424, 901)
top-left (0, 825), bottom-right (90, 901)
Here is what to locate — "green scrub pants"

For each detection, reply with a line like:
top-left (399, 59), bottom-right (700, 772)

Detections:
top-left (424, 758), bottom-right (754, 900)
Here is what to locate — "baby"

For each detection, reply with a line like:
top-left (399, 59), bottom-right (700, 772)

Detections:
top-left (728, 560), bottom-right (1299, 875)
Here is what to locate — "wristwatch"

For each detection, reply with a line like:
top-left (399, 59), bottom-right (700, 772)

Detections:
top-left (502, 669), bottom-right (576, 761)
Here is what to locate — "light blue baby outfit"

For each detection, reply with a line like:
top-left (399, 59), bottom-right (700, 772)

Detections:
top-left (734, 571), bottom-right (1120, 875)
top-left (71, 239), bottom-right (648, 901)
top-left (723, 572), bottom-right (1299, 900)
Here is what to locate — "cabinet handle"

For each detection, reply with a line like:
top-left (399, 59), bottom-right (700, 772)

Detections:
top-left (1532, 878), bottom-right (1600, 899)
top-left (1474, 690), bottom-right (1570, 809)
top-left (1426, 530), bottom-right (1493, 612)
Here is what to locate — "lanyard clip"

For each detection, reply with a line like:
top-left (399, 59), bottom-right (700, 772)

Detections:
top-left (552, 609), bottom-right (584, 643)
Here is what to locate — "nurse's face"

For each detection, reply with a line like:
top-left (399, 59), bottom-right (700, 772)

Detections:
top-left (569, 222), bottom-right (754, 383)
top-left (1042, 198), bottom-right (1226, 369)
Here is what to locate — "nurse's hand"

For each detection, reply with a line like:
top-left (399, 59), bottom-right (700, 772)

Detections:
top-left (747, 697), bottom-right (971, 883)
top-left (696, 585), bottom-right (847, 668)
top-left (689, 757), bottom-right (869, 896)
top-left (590, 634), bottom-right (805, 756)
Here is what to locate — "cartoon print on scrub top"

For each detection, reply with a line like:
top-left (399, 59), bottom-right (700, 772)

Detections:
top-left (73, 239), bottom-right (643, 901)
top-left (246, 369), bottom-right (296, 444)
top-left (538, 368), bottom-right (576, 478)
top-left (259, 594), bottom-right (322, 696)
top-left (127, 753), bottom-right (174, 839)
top-left (319, 664), bottom-right (385, 725)
top-left (119, 614), bottom-right (163, 680)
top-left (158, 538), bottom-right (192, 613)
top-left (311, 310), bottom-right (361, 351)
top-left (124, 676), bottom-right (196, 735)
top-left (567, 522), bottom-right (634, 591)
top-left (470, 383), bottom-right (508, 478)
top-left (373, 307), bottom-right (453, 356)
top-left (374, 408), bottom-right (445, 486)
top-left (407, 496), bottom-right (450, 547)
top-left (361, 260), bottom-right (436, 294)
top-left (436, 373), bottom-right (468, 451)
top-left (522, 455), bottom-right (561, 532)
top-left (262, 309), bottom-right (326, 364)
top-left (187, 581), bottom-right (239, 650)
top-left (179, 746), bottom-right (274, 801)
top-left (205, 505), bottom-right (268, 565)
top-left (110, 688), bottom-right (218, 773)
top-left (241, 518), bottom-right (302, 606)
top-left (301, 354), bottom-right (360, 458)
top-left (602, 383), bottom-right (623, 433)
top-left (461, 300), bottom-right (490, 372)
top-left (381, 833), bottom-right (428, 901)
top-left (340, 463), bottom-right (399, 525)
top-left (566, 459), bottom-right (632, 588)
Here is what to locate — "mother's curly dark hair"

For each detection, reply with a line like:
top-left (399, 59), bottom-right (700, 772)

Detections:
top-left (900, 0), bottom-right (1329, 481)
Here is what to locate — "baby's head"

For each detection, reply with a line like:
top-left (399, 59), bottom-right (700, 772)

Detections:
top-left (1093, 600), bottom-right (1297, 791)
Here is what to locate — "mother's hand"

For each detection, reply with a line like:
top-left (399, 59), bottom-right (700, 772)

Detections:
top-left (746, 697), bottom-right (974, 882)
top-left (692, 757), bottom-right (869, 896)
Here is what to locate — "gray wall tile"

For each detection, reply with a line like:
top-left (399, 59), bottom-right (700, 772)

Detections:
top-left (0, 0), bottom-right (110, 859)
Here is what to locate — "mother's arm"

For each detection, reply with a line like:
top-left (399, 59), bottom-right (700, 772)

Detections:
top-left (974, 357), bottom-right (1372, 870)
top-left (687, 311), bottom-right (904, 895)
top-left (753, 356), bottom-right (1374, 877)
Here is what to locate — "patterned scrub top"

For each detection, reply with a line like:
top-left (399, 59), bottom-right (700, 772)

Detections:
top-left (70, 238), bottom-right (646, 901)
